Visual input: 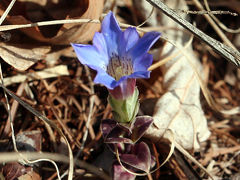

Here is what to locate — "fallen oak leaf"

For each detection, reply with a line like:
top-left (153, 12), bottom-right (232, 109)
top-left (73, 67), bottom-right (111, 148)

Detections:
top-left (0, 43), bottom-right (50, 71)
top-left (135, 0), bottom-right (211, 150)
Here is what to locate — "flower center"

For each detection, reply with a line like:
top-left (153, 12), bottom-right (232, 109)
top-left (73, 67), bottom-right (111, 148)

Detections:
top-left (107, 54), bottom-right (133, 81)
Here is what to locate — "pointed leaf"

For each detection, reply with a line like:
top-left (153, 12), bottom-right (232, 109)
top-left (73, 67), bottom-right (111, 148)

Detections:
top-left (101, 119), bottom-right (117, 139)
top-left (131, 116), bottom-right (153, 142)
top-left (105, 137), bottom-right (133, 144)
top-left (112, 162), bottom-right (136, 180)
top-left (106, 124), bottom-right (131, 141)
top-left (120, 142), bottom-right (151, 173)
top-left (150, 155), bottom-right (156, 169)
top-left (107, 142), bottom-right (133, 154)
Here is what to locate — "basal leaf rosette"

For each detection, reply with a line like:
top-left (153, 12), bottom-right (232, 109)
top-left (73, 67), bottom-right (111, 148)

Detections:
top-left (101, 117), bottom-right (155, 180)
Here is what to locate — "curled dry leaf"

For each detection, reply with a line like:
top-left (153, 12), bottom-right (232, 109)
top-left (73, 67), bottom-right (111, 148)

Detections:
top-left (135, 0), bottom-right (210, 149)
top-left (0, 43), bottom-right (50, 71)
top-left (0, 0), bottom-right (104, 45)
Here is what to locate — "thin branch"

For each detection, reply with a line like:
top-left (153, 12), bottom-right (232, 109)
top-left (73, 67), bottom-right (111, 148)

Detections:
top-left (192, 0), bottom-right (236, 49)
top-left (0, 19), bottom-right (100, 31)
top-left (145, 0), bottom-right (240, 68)
top-left (0, 63), bottom-right (18, 152)
top-left (137, 6), bottom-right (155, 27)
top-left (0, 152), bottom-right (110, 180)
top-left (203, 0), bottom-right (240, 33)
top-left (0, 0), bottom-right (16, 25)
top-left (76, 65), bottom-right (95, 158)
top-left (176, 9), bottom-right (238, 16)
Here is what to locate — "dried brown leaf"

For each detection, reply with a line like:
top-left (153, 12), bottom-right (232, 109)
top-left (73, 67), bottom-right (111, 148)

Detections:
top-left (135, 0), bottom-right (210, 150)
top-left (16, 130), bottom-right (42, 152)
top-left (2, 162), bottom-right (32, 180)
top-left (0, 43), bottom-right (50, 70)
top-left (0, 0), bottom-right (104, 45)
top-left (18, 171), bottom-right (41, 180)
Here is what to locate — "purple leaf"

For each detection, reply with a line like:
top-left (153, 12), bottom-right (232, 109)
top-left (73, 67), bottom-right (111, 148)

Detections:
top-left (150, 155), bottom-right (156, 169)
top-left (131, 116), bottom-right (153, 142)
top-left (107, 143), bottom-right (133, 155)
top-left (112, 161), bottom-right (136, 180)
top-left (106, 124), bottom-right (131, 140)
top-left (101, 119), bottom-right (117, 139)
top-left (104, 123), bottom-right (133, 153)
top-left (105, 137), bottom-right (133, 144)
top-left (118, 123), bottom-right (132, 133)
top-left (120, 142), bottom-right (151, 173)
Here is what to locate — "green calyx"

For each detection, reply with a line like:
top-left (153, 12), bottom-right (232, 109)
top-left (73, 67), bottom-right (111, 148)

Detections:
top-left (108, 88), bottom-right (139, 123)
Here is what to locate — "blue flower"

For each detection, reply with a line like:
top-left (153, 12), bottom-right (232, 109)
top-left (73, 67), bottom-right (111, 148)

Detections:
top-left (71, 11), bottom-right (160, 99)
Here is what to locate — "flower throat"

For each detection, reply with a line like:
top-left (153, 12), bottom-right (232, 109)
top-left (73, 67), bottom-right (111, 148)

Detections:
top-left (107, 53), bottom-right (133, 81)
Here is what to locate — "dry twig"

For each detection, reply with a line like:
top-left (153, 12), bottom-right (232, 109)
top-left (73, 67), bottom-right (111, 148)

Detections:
top-left (145, 0), bottom-right (240, 68)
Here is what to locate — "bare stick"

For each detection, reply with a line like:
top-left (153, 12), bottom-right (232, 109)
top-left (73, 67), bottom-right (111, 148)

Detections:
top-left (0, 0), bottom-right (16, 25)
top-left (75, 65), bottom-right (95, 158)
top-left (192, 0), bottom-right (236, 49)
top-left (203, 0), bottom-right (240, 33)
top-left (145, 0), bottom-right (240, 68)
top-left (0, 152), bottom-right (110, 180)
top-left (0, 63), bottom-right (18, 152)
top-left (176, 10), bottom-right (238, 16)
top-left (0, 19), bottom-right (100, 31)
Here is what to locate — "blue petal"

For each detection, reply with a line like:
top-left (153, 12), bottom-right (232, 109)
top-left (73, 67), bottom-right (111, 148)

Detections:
top-left (71, 43), bottom-right (108, 69)
top-left (129, 32), bottom-right (160, 60)
top-left (99, 70), bottom-right (149, 90)
top-left (133, 53), bottom-right (153, 72)
top-left (129, 71), bottom-right (150, 79)
top-left (92, 32), bottom-right (108, 61)
top-left (93, 68), bottom-right (117, 89)
top-left (101, 12), bottom-right (122, 56)
top-left (114, 76), bottom-right (128, 87)
top-left (114, 71), bottom-right (150, 88)
top-left (118, 27), bottom-right (139, 57)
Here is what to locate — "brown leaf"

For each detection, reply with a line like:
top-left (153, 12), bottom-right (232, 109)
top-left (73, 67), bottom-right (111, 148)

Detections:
top-left (1, 0), bottom-right (104, 45)
top-left (18, 171), bottom-right (41, 180)
top-left (2, 162), bottom-right (32, 180)
top-left (16, 130), bottom-right (42, 152)
top-left (135, 0), bottom-right (211, 150)
top-left (0, 43), bottom-right (50, 71)
top-left (2, 162), bottom-right (41, 180)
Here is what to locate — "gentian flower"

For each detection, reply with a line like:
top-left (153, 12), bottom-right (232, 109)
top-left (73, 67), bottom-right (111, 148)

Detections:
top-left (71, 11), bottom-right (160, 100)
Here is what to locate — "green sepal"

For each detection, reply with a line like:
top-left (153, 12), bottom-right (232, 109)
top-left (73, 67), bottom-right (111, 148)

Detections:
top-left (108, 88), bottom-right (139, 123)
